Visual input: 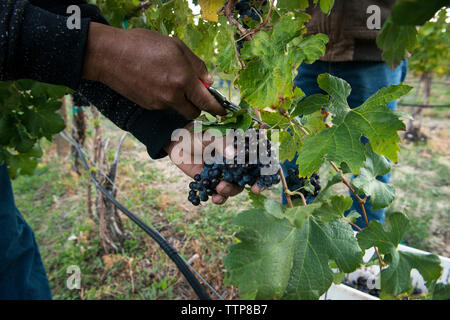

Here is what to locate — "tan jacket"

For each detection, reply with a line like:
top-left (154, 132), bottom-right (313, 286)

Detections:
top-left (305, 0), bottom-right (397, 61)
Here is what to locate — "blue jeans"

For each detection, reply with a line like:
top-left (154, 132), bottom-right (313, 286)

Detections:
top-left (0, 164), bottom-right (52, 299)
top-left (282, 60), bottom-right (408, 229)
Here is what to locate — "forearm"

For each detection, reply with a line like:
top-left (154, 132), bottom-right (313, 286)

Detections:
top-left (0, 0), bottom-right (90, 88)
top-left (0, 0), bottom-right (190, 159)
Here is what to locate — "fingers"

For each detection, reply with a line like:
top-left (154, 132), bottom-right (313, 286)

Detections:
top-left (250, 183), bottom-right (265, 194)
top-left (186, 79), bottom-right (227, 116)
top-left (211, 194), bottom-right (227, 205)
top-left (216, 181), bottom-right (244, 197)
top-left (172, 98), bottom-right (201, 120)
top-left (175, 38), bottom-right (213, 85)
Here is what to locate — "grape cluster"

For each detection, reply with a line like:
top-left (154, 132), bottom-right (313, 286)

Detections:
top-left (343, 277), bottom-right (381, 297)
top-left (235, 0), bottom-right (263, 21)
top-left (285, 167), bottom-right (321, 201)
top-left (188, 130), bottom-right (281, 206)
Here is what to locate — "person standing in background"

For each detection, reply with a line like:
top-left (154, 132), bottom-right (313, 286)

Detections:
top-left (282, 0), bottom-right (408, 229)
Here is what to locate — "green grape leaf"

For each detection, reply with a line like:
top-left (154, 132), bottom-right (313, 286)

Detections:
top-left (4, 145), bottom-right (43, 179)
top-left (313, 0), bottom-right (335, 14)
top-left (260, 110), bottom-right (289, 127)
top-left (225, 205), bottom-right (363, 300)
top-left (291, 94), bottom-right (329, 118)
top-left (239, 16), bottom-right (326, 110)
top-left (351, 145), bottom-right (395, 209)
top-left (289, 33), bottom-right (329, 64)
top-left (11, 125), bottom-right (35, 153)
top-left (216, 17), bottom-right (241, 74)
top-left (184, 21), bottom-right (218, 62)
top-left (202, 111), bottom-right (252, 135)
top-left (346, 210), bottom-right (361, 224)
top-left (357, 212), bottom-right (442, 296)
top-left (317, 72), bottom-right (351, 120)
top-left (277, 0), bottom-right (309, 12)
top-left (22, 103), bottom-right (65, 140)
top-left (313, 195), bottom-right (353, 221)
top-left (296, 74), bottom-right (411, 177)
top-left (391, 0), bottom-right (449, 26)
top-left (430, 283), bottom-right (450, 300)
top-left (301, 110), bottom-right (329, 135)
top-left (377, 17), bottom-right (418, 69)
top-left (263, 198), bottom-right (284, 219)
top-left (0, 114), bottom-right (16, 145)
top-left (279, 128), bottom-right (303, 162)
top-left (198, 0), bottom-right (223, 22)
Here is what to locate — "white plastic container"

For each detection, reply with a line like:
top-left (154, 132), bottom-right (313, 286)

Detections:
top-left (320, 244), bottom-right (450, 300)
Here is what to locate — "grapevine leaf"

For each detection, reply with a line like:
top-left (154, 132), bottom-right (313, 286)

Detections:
top-left (291, 94), bottom-right (329, 118)
top-left (351, 145), bottom-right (395, 209)
top-left (313, 0), bottom-right (335, 14)
top-left (317, 73), bottom-right (351, 121)
top-left (216, 17), bottom-right (241, 74)
top-left (225, 206), bottom-right (363, 300)
top-left (11, 126), bottom-right (35, 153)
top-left (357, 212), bottom-right (442, 296)
top-left (198, 0), bottom-right (223, 22)
top-left (279, 129), bottom-right (302, 162)
top-left (377, 17), bottom-right (418, 69)
top-left (239, 16), bottom-right (326, 110)
top-left (346, 210), bottom-right (361, 224)
top-left (264, 198), bottom-right (284, 219)
top-left (313, 195), bottom-right (353, 222)
top-left (277, 0), bottom-right (309, 12)
top-left (301, 110), bottom-right (329, 135)
top-left (260, 110), bottom-right (289, 127)
top-left (202, 111), bottom-right (252, 135)
top-left (4, 145), bottom-right (43, 179)
top-left (0, 114), bottom-right (16, 145)
top-left (391, 0), bottom-right (448, 26)
top-left (430, 283), bottom-right (450, 300)
top-left (248, 192), bottom-right (266, 209)
top-left (289, 33), bottom-right (329, 64)
top-left (297, 74), bottom-right (411, 177)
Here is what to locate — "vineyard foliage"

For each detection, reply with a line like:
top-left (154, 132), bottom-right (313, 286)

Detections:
top-left (0, 0), bottom-right (448, 299)
top-left (408, 8), bottom-right (450, 77)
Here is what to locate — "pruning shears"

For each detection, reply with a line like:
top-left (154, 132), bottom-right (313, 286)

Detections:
top-left (200, 80), bottom-right (268, 126)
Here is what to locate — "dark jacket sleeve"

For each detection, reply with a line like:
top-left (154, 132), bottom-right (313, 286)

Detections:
top-left (0, 0), bottom-right (189, 159)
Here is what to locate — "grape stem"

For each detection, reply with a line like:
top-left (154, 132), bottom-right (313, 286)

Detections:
top-left (278, 107), bottom-right (309, 135)
top-left (285, 189), bottom-right (307, 206)
top-left (329, 160), bottom-right (385, 268)
top-left (238, 0), bottom-right (274, 40)
top-left (224, 0), bottom-right (248, 69)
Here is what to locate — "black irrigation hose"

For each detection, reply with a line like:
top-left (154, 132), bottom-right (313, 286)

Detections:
top-left (62, 133), bottom-right (211, 300)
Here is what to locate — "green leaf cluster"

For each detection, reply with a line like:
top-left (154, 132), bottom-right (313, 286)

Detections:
top-left (225, 195), bottom-right (363, 300)
top-left (0, 80), bottom-right (67, 178)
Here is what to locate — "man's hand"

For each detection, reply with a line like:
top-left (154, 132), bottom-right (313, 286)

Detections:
top-left (82, 22), bottom-right (225, 119)
top-left (164, 124), bottom-right (264, 205)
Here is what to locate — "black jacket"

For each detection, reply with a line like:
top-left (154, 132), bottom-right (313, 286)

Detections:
top-left (0, 0), bottom-right (189, 159)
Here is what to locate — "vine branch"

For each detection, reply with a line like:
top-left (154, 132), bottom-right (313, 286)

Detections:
top-left (329, 160), bottom-right (385, 268)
